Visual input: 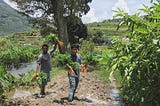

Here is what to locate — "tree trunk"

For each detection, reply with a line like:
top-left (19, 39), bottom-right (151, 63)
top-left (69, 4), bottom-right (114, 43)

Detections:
top-left (54, 0), bottom-right (68, 53)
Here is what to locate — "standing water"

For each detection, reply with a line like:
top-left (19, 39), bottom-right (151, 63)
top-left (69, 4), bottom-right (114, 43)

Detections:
top-left (6, 61), bottom-right (38, 98)
top-left (10, 61), bottom-right (37, 75)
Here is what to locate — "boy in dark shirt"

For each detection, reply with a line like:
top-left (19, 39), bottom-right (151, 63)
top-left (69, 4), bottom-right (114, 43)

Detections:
top-left (68, 44), bottom-right (82, 101)
top-left (35, 43), bottom-right (57, 95)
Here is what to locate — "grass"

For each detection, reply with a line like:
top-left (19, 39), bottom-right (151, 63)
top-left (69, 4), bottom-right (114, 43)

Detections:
top-left (50, 67), bottom-right (66, 79)
top-left (94, 66), bottom-right (111, 83)
top-left (0, 30), bottom-right (42, 49)
top-left (93, 46), bottom-right (113, 83)
top-left (113, 70), bottom-right (122, 88)
top-left (87, 21), bottom-right (127, 87)
top-left (92, 45), bottom-right (122, 87)
top-left (87, 21), bottom-right (128, 37)
top-left (86, 20), bottom-right (127, 87)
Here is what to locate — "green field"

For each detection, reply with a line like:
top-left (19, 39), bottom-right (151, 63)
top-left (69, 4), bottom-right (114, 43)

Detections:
top-left (87, 21), bottom-right (128, 37)
top-left (0, 19), bottom-right (126, 104)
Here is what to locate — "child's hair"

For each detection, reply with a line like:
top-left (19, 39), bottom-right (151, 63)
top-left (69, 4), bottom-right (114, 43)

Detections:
top-left (42, 44), bottom-right (49, 48)
top-left (71, 44), bottom-right (79, 50)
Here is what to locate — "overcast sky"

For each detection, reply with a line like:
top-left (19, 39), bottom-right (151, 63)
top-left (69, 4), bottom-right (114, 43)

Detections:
top-left (81, 0), bottom-right (153, 23)
top-left (3, 0), bottom-right (154, 23)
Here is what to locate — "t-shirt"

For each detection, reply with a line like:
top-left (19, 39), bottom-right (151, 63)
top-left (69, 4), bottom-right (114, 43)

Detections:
top-left (70, 53), bottom-right (82, 76)
top-left (37, 48), bottom-right (55, 72)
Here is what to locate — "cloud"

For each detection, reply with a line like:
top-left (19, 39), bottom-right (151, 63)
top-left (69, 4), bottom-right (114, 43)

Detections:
top-left (82, 8), bottom-right (98, 23)
top-left (112, 0), bottom-right (130, 17)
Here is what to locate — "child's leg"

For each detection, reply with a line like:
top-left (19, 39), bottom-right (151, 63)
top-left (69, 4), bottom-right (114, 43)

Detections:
top-left (68, 76), bottom-right (76, 101)
top-left (40, 86), bottom-right (45, 95)
top-left (40, 71), bottom-right (50, 95)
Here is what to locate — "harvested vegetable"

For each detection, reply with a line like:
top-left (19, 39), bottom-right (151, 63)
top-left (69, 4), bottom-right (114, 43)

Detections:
top-left (66, 64), bottom-right (75, 75)
top-left (81, 64), bottom-right (87, 72)
top-left (58, 41), bottom-right (64, 47)
top-left (32, 72), bottom-right (38, 80)
top-left (44, 33), bottom-right (64, 48)
top-left (37, 71), bottom-right (48, 86)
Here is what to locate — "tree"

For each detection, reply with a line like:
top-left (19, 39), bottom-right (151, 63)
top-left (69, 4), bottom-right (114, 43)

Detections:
top-left (12, 0), bottom-right (92, 53)
top-left (66, 15), bottom-right (88, 45)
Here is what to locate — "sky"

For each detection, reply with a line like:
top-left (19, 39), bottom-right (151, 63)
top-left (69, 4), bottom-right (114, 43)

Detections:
top-left (81, 0), bottom-right (153, 23)
top-left (3, 0), bottom-right (154, 23)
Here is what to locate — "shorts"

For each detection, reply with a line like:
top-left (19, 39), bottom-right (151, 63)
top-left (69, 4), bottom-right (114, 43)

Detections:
top-left (40, 71), bottom-right (50, 87)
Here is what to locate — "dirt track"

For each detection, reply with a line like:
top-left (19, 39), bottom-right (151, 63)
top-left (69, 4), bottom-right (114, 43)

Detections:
top-left (2, 71), bottom-right (120, 106)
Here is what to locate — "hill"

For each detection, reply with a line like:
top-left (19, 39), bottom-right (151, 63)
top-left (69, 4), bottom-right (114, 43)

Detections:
top-left (86, 19), bottom-right (127, 37)
top-left (0, 0), bottom-right (33, 35)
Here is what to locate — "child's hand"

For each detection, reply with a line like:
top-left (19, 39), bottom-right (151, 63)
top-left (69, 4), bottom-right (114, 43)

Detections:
top-left (32, 72), bottom-right (38, 80)
top-left (66, 64), bottom-right (75, 75)
top-left (81, 64), bottom-right (87, 72)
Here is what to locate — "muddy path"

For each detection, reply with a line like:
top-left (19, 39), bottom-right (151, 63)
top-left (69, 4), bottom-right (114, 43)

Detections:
top-left (2, 71), bottom-right (121, 106)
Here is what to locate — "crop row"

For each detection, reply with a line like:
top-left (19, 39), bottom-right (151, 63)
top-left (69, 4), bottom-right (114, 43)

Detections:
top-left (0, 45), bottom-right (40, 70)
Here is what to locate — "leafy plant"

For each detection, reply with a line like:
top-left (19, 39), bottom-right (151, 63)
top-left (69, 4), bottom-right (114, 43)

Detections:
top-left (0, 66), bottom-right (17, 95)
top-left (68, 62), bottom-right (81, 70)
top-left (0, 45), bottom-right (39, 69)
top-left (109, 0), bottom-right (160, 105)
top-left (85, 52), bottom-right (99, 65)
top-left (44, 33), bottom-right (59, 44)
top-left (18, 70), bottom-right (36, 86)
top-left (37, 71), bottom-right (48, 86)
top-left (54, 53), bottom-right (71, 66)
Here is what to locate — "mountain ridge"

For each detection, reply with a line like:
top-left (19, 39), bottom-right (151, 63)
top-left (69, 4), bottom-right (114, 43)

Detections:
top-left (0, 0), bottom-right (33, 35)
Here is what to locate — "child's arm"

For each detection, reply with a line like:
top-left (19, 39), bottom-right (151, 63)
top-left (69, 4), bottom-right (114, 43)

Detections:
top-left (32, 64), bottom-right (40, 79)
top-left (33, 55), bottom-right (41, 79)
top-left (66, 64), bottom-right (75, 75)
top-left (49, 43), bottom-right (58, 54)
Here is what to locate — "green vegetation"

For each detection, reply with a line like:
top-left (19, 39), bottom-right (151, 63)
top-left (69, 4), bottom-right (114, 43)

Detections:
top-left (87, 20), bottom-right (128, 37)
top-left (0, 29), bottom-right (113, 96)
top-left (0, 0), bottom-right (33, 36)
top-left (0, 31), bottom-right (41, 70)
top-left (36, 71), bottom-right (48, 86)
top-left (108, 1), bottom-right (160, 105)
top-left (0, 66), bottom-right (17, 93)
top-left (1, 1), bottom-right (160, 105)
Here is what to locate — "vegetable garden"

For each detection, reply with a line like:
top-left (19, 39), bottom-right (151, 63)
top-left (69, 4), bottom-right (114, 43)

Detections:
top-left (0, 0), bottom-right (160, 105)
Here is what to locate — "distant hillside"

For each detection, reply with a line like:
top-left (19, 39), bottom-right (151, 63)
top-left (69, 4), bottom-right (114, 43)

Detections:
top-left (87, 20), bottom-right (128, 37)
top-left (0, 0), bottom-right (33, 35)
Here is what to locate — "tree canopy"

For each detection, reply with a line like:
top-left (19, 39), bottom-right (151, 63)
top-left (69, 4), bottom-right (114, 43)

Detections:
top-left (12, 0), bottom-right (92, 53)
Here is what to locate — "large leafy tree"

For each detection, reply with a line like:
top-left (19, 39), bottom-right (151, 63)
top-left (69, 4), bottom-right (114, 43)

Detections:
top-left (12, 0), bottom-right (92, 53)
top-left (66, 15), bottom-right (88, 45)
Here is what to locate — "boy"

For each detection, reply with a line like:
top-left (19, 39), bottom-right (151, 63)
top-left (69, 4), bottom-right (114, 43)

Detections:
top-left (68, 44), bottom-right (82, 101)
top-left (35, 43), bottom-right (57, 95)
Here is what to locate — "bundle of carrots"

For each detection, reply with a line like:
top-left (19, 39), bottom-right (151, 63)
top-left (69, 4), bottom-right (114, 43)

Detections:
top-left (45, 33), bottom-right (64, 48)
top-left (66, 64), bottom-right (75, 75)
top-left (51, 34), bottom-right (64, 47)
top-left (57, 40), bottom-right (64, 48)
top-left (81, 64), bottom-right (87, 72)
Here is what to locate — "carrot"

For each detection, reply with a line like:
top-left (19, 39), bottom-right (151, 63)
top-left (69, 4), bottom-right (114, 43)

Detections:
top-left (58, 41), bottom-right (64, 47)
top-left (66, 64), bottom-right (75, 75)
top-left (81, 64), bottom-right (87, 72)
top-left (32, 72), bottom-right (38, 80)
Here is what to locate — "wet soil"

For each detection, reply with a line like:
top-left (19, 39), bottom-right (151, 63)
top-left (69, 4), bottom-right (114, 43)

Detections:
top-left (2, 71), bottom-right (121, 106)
